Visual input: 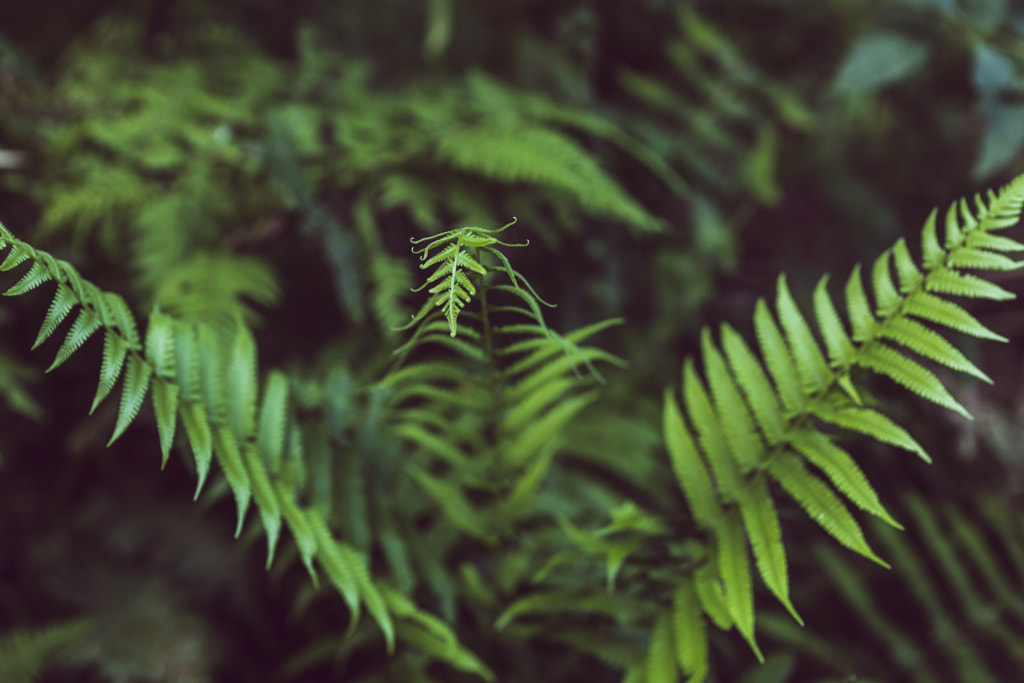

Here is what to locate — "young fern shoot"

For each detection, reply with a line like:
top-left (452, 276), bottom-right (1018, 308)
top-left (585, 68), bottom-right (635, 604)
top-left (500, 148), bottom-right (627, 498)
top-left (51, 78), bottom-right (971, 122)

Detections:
top-left (401, 218), bottom-right (553, 339)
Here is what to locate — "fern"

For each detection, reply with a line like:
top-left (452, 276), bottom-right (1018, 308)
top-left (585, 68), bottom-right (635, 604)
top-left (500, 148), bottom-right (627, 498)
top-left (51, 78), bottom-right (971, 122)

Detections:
top-left (436, 125), bottom-right (662, 233)
top-left (0, 222), bottom-right (487, 673)
top-left (387, 219), bottom-right (624, 539)
top-left (756, 492), bottom-right (1024, 682)
top-left (651, 175), bottom-right (1024, 679)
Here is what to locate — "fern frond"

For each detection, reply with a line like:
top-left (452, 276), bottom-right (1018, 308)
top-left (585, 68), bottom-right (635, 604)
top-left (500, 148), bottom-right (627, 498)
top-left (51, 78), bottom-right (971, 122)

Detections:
top-left (659, 173), bottom-right (1024, 667)
top-left (406, 219), bottom-right (524, 337)
top-left (672, 579), bottom-right (709, 682)
top-left (717, 508), bottom-right (761, 662)
top-left (0, 222), bottom-right (420, 657)
top-left (436, 125), bottom-right (662, 233)
top-left (793, 493), bottom-right (1024, 682)
top-left (645, 611), bottom-right (676, 683)
top-left (856, 343), bottom-right (972, 417)
top-left (702, 329), bottom-right (762, 472)
top-left (787, 428), bottom-right (901, 528)
top-left (737, 473), bottom-right (800, 624)
top-left (663, 389), bottom-right (722, 532)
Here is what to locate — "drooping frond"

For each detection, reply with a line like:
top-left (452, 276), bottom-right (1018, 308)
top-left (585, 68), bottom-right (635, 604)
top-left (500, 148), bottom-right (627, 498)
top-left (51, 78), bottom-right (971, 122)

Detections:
top-left (656, 174), bottom-right (1024, 679)
top-left (0, 222), bottom-right (485, 668)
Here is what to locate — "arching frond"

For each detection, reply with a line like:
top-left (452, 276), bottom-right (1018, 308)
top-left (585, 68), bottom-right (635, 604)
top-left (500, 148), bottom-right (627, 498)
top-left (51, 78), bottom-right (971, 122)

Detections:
top-left (659, 174), bottom-right (1024, 675)
top-left (0, 222), bottom-right (482, 663)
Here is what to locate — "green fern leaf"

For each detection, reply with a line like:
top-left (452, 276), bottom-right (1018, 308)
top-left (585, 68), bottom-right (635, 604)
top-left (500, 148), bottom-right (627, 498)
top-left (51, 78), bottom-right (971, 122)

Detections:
top-left (388, 587), bottom-right (497, 677)
top-left (47, 308), bottom-right (101, 372)
top-left (718, 509), bottom-right (762, 662)
top-left (431, 270), bottom-right (476, 337)
top-left (181, 401), bottom-right (214, 498)
top-left (145, 312), bottom-right (179, 464)
top-left (226, 324), bottom-right (258, 437)
top-left (31, 284), bottom-right (77, 350)
top-left (173, 323), bottom-right (202, 401)
top-left (810, 403), bottom-right (928, 461)
top-left (902, 290), bottom-right (1006, 341)
top-left (775, 275), bottom-right (829, 393)
top-left (871, 250), bottom-right (900, 316)
top-left (494, 591), bottom-right (642, 630)
top-left (89, 329), bottom-right (129, 413)
top-left (813, 275), bottom-right (854, 366)
top-left (198, 325), bottom-right (228, 423)
top-left (877, 317), bottom-right (990, 382)
top-left (623, 665), bottom-right (645, 683)
top-left (145, 310), bottom-right (177, 376)
top-left (946, 247), bottom-right (1021, 271)
top-left (276, 486), bottom-right (318, 583)
top-left (108, 353), bottom-right (152, 445)
top-left (702, 329), bottom-right (762, 471)
top-left (308, 509), bottom-right (361, 630)
top-left (766, 452), bottom-right (888, 567)
top-left (787, 428), bottom-right (901, 528)
top-left (502, 376), bottom-right (577, 433)
top-left (151, 379), bottom-right (179, 467)
top-left (242, 442), bottom-right (281, 567)
top-left (693, 561), bottom-right (732, 630)
top-left (213, 426), bottom-right (252, 538)
top-left (3, 261), bottom-right (51, 296)
top-left (753, 300), bottom-right (804, 414)
top-left (509, 347), bottom-right (623, 400)
top-left (258, 371), bottom-right (289, 473)
top-left (0, 242), bottom-right (30, 271)
top-left (498, 446), bottom-right (558, 525)
top-left (104, 293), bottom-right (141, 347)
top-left (342, 544), bottom-right (395, 653)
top-left (943, 202), bottom-right (965, 248)
top-left (844, 264), bottom-right (876, 343)
top-left (964, 229), bottom-right (1024, 253)
top-left (503, 391), bottom-right (597, 469)
top-left (683, 359), bottom-right (742, 502)
top-left (945, 502), bottom-right (1024, 617)
top-left (856, 342), bottom-right (971, 418)
top-left (663, 389), bottom-right (722, 531)
top-left (672, 579), bottom-right (709, 682)
top-left (410, 466), bottom-right (492, 541)
top-left (645, 611), bottom-right (678, 683)
top-left (436, 125), bottom-right (661, 232)
top-left (720, 324), bottom-right (786, 445)
top-left (920, 208), bottom-right (943, 269)
top-left (925, 268), bottom-right (1014, 300)
top-left (394, 620), bottom-right (496, 681)
top-left (891, 238), bottom-right (923, 293)
top-left (393, 422), bottom-right (473, 468)
top-left (737, 473), bottom-right (801, 624)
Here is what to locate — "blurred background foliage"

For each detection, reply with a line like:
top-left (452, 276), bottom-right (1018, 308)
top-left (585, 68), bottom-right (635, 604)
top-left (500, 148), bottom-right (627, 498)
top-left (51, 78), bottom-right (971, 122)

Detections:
top-left (2, 0), bottom-right (1024, 681)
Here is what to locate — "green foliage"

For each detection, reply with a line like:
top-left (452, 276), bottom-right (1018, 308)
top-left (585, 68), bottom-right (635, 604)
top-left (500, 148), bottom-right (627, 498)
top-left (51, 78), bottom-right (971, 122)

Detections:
top-left (0, 620), bottom-right (88, 683)
top-left (756, 492), bottom-right (1024, 682)
top-left (0, 222), bottom-right (486, 675)
top-left (4, 1), bottom-right (1024, 681)
top-left (386, 219), bottom-right (624, 545)
top-left (651, 176), bottom-right (1024, 680)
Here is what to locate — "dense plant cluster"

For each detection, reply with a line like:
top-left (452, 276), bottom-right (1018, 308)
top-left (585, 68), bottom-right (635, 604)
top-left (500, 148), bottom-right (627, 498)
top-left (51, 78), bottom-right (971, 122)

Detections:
top-left (2, 1), bottom-right (1024, 682)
